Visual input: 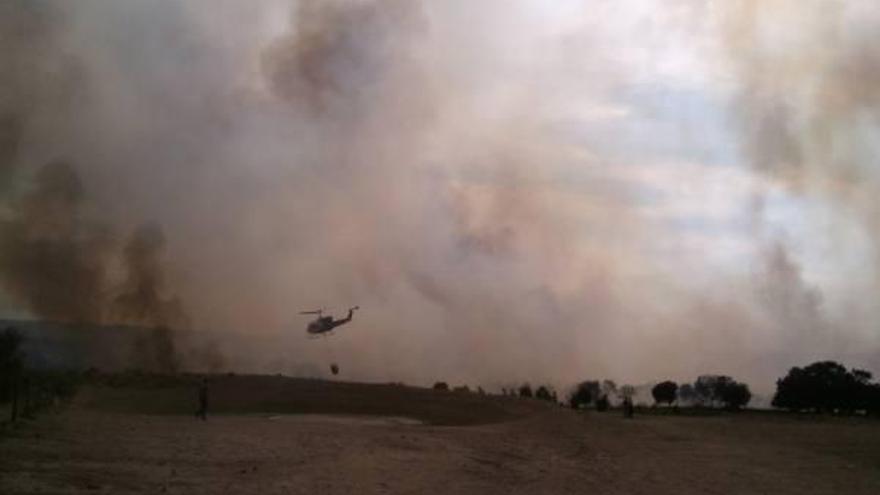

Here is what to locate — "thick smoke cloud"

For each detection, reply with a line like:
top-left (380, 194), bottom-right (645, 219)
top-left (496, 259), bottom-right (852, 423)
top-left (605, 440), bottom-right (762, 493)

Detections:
top-left (0, 1), bottom-right (192, 369)
top-left (1, 0), bottom-right (879, 392)
top-left (0, 160), bottom-right (110, 322)
top-left (0, 158), bottom-right (188, 371)
top-left (113, 224), bottom-right (187, 329)
top-left (717, 0), bottom-right (880, 365)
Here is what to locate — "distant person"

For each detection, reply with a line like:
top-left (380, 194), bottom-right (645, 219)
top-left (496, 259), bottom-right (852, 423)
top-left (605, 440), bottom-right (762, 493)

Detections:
top-left (196, 377), bottom-right (208, 420)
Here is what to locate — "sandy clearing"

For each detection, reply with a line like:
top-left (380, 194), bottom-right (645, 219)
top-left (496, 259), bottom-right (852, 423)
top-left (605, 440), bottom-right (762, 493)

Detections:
top-left (3, 377), bottom-right (880, 494)
top-left (3, 405), bottom-right (880, 495)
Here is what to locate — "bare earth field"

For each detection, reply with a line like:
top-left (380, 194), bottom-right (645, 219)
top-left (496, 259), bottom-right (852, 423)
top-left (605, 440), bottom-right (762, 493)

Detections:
top-left (2, 375), bottom-right (880, 494)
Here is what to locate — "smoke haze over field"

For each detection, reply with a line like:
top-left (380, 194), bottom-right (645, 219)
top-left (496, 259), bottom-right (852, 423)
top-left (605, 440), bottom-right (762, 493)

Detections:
top-left (2, 0), bottom-right (880, 391)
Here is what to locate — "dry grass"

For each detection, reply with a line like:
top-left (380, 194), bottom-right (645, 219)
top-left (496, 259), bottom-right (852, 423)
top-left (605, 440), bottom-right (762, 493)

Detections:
top-left (74, 373), bottom-right (541, 425)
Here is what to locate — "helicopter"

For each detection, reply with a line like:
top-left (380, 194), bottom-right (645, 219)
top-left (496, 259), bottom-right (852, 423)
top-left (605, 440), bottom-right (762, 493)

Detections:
top-left (300, 306), bottom-right (359, 337)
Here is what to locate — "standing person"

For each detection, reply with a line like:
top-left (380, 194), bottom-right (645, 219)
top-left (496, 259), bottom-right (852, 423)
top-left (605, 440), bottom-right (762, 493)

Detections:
top-left (9, 370), bottom-right (18, 423)
top-left (22, 376), bottom-right (31, 419)
top-left (623, 396), bottom-right (634, 418)
top-left (196, 377), bottom-right (208, 420)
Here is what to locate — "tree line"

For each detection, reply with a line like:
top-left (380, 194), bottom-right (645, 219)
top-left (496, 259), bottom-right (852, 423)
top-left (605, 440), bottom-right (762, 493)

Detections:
top-left (433, 360), bottom-right (880, 417)
top-left (565, 375), bottom-right (752, 411)
top-left (560, 360), bottom-right (880, 416)
top-left (6, 325), bottom-right (880, 418)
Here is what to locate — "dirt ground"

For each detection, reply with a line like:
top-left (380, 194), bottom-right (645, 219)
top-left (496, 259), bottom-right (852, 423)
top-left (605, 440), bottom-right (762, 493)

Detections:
top-left (2, 378), bottom-right (880, 494)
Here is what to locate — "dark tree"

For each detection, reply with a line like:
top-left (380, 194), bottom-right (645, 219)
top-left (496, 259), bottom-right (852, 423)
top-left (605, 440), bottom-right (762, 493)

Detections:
top-left (866, 384), bottom-right (880, 416)
top-left (1, 328), bottom-right (24, 404)
top-left (718, 381), bottom-right (751, 410)
top-left (773, 361), bottom-right (878, 413)
top-left (535, 385), bottom-right (554, 402)
top-left (690, 375), bottom-right (751, 410)
top-left (849, 369), bottom-right (873, 412)
top-left (519, 384), bottom-right (533, 398)
top-left (652, 381), bottom-right (678, 406)
top-left (433, 381), bottom-right (449, 391)
top-left (694, 375), bottom-right (722, 407)
top-left (568, 381), bottom-right (599, 409)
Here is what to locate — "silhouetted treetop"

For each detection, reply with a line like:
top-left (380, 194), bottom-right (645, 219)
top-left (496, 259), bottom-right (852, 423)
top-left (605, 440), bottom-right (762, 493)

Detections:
top-left (652, 381), bottom-right (678, 405)
top-left (568, 381), bottom-right (598, 409)
top-left (688, 375), bottom-right (751, 410)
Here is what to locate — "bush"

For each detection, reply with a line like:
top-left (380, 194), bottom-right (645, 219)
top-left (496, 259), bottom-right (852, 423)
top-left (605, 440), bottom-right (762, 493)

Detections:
top-left (452, 385), bottom-right (471, 393)
top-left (519, 384), bottom-right (533, 398)
top-left (433, 381), bottom-right (449, 391)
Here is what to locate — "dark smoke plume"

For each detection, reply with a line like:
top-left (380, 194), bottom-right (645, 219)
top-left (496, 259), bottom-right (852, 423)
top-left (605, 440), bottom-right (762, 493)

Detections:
top-left (720, 0), bottom-right (880, 349)
top-left (0, 160), bottom-right (112, 323)
top-left (0, 160), bottom-right (190, 372)
top-left (113, 224), bottom-right (188, 329)
top-left (0, 2), bottom-right (200, 372)
top-left (263, 0), bottom-right (428, 117)
top-left (113, 224), bottom-right (188, 372)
